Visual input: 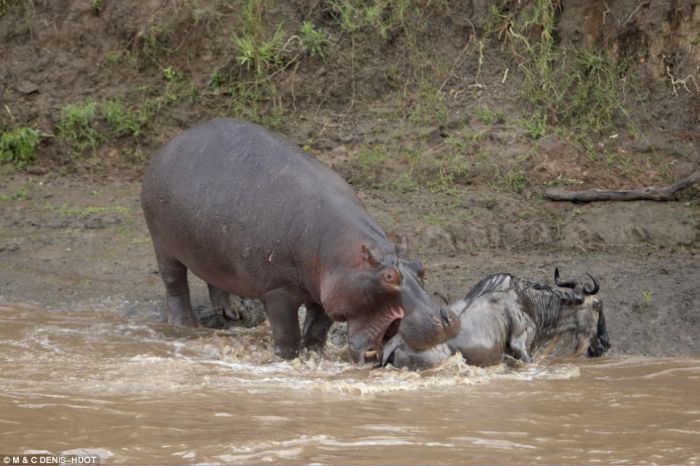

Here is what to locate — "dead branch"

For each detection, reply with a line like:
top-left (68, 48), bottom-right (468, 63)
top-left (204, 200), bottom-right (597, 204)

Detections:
top-left (544, 171), bottom-right (700, 202)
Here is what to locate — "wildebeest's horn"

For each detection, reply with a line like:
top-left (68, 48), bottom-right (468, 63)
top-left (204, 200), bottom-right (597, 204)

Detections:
top-left (554, 267), bottom-right (577, 289)
top-left (583, 273), bottom-right (599, 295)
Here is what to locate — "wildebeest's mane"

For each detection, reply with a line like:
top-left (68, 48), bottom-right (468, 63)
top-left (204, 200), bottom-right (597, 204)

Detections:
top-left (513, 275), bottom-right (584, 335)
top-left (456, 273), bottom-right (513, 314)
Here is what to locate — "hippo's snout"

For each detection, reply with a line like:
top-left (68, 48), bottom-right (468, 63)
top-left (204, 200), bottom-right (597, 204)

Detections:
top-left (398, 305), bottom-right (460, 352)
top-left (439, 307), bottom-right (461, 340)
top-left (441, 307), bottom-right (454, 328)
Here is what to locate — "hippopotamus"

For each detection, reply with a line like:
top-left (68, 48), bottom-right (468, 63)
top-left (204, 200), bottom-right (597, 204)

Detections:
top-left (141, 118), bottom-right (460, 361)
top-left (382, 268), bottom-right (610, 369)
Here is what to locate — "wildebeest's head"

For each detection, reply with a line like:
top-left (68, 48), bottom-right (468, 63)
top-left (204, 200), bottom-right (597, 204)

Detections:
top-left (535, 268), bottom-right (610, 358)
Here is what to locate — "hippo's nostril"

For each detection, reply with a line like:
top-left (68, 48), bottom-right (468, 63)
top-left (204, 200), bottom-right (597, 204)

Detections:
top-left (440, 307), bottom-right (452, 327)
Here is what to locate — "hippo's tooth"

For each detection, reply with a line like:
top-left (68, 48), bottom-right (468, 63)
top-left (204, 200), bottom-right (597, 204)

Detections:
top-left (364, 350), bottom-right (378, 359)
top-left (389, 306), bottom-right (405, 320)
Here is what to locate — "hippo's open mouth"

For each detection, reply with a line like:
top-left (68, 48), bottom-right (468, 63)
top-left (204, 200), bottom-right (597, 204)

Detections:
top-left (353, 305), bottom-right (404, 363)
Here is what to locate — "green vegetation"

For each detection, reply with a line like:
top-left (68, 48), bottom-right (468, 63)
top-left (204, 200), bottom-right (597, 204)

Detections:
top-left (474, 106), bottom-right (504, 125)
top-left (228, 82), bottom-right (286, 129)
top-left (56, 96), bottom-right (156, 153)
top-left (105, 49), bottom-right (137, 66)
top-left (354, 145), bottom-right (388, 186)
top-left (642, 289), bottom-right (653, 307)
top-left (0, 185), bottom-right (30, 201)
top-left (522, 111), bottom-right (547, 139)
top-left (161, 65), bottom-right (192, 103)
top-left (0, 0), bottom-right (669, 197)
top-left (428, 152), bottom-right (469, 195)
top-left (389, 171), bottom-right (419, 193)
top-left (300, 21), bottom-right (329, 58)
top-left (350, 137), bottom-right (475, 196)
top-left (90, 0), bottom-right (101, 15)
top-left (496, 170), bottom-right (530, 194)
top-left (52, 203), bottom-right (129, 218)
top-left (0, 0), bottom-right (29, 16)
top-left (327, 0), bottom-right (435, 39)
top-left (232, 1), bottom-right (290, 78)
top-left (233, 25), bottom-right (286, 77)
top-left (101, 99), bottom-right (148, 138)
top-left (141, 23), bottom-right (172, 61)
top-left (56, 100), bottom-right (102, 151)
top-left (207, 69), bottom-right (228, 89)
top-left (213, 1), bottom-right (294, 126)
top-left (0, 0), bottom-right (12, 15)
top-left (0, 127), bottom-right (40, 169)
top-left (493, 0), bottom-right (632, 154)
top-left (407, 78), bottom-right (448, 125)
top-left (53, 64), bottom-right (203, 154)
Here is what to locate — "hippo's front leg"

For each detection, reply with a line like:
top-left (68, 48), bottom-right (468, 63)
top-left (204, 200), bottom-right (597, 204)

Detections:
top-left (261, 289), bottom-right (302, 359)
top-left (301, 303), bottom-right (333, 352)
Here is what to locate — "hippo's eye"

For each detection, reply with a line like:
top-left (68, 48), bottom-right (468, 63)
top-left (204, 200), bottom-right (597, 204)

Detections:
top-left (382, 268), bottom-right (401, 286)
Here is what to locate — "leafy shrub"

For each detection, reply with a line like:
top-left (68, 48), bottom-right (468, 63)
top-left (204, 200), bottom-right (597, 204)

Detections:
top-left (101, 99), bottom-right (147, 138)
top-left (232, 25), bottom-right (285, 77)
top-left (56, 100), bottom-right (101, 151)
top-left (0, 127), bottom-right (40, 169)
top-left (300, 21), bottom-right (329, 58)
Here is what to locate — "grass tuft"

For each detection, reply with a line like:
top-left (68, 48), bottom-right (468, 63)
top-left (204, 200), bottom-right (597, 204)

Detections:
top-left (232, 21), bottom-right (286, 78)
top-left (56, 101), bottom-right (102, 151)
top-left (101, 99), bottom-right (148, 138)
top-left (0, 127), bottom-right (40, 169)
top-left (300, 21), bottom-right (329, 58)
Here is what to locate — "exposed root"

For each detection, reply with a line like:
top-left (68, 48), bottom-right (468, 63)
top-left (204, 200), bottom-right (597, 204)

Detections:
top-left (666, 66), bottom-right (699, 96)
top-left (544, 171), bottom-right (700, 202)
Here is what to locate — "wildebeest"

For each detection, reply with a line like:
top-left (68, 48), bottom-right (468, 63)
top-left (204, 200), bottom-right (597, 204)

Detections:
top-left (381, 268), bottom-right (610, 369)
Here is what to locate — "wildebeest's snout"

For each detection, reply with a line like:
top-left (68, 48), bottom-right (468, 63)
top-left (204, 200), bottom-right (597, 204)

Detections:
top-left (587, 299), bottom-right (610, 357)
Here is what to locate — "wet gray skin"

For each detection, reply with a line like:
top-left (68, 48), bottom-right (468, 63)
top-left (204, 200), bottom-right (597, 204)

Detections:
top-left (382, 269), bottom-right (610, 369)
top-left (141, 118), bottom-right (460, 361)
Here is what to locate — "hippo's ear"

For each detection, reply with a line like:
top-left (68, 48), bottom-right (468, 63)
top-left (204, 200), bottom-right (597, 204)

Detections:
top-left (361, 244), bottom-right (380, 267)
top-left (404, 260), bottom-right (425, 281)
top-left (396, 235), bottom-right (409, 257)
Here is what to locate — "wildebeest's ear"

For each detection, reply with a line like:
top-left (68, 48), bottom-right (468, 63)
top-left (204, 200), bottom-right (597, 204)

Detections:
top-left (396, 235), bottom-right (409, 257)
top-left (361, 244), bottom-right (380, 267)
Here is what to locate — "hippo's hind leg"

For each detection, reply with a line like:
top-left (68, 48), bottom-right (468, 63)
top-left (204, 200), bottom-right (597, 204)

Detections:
top-left (261, 289), bottom-right (303, 359)
top-left (155, 251), bottom-right (198, 327)
top-left (301, 303), bottom-right (333, 352)
top-left (208, 284), bottom-right (241, 321)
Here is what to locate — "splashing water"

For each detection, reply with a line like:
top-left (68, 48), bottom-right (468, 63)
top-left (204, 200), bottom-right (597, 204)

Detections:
top-left (1, 303), bottom-right (698, 464)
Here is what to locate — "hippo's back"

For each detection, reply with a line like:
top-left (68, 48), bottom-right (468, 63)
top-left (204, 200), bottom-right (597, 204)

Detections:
top-left (142, 117), bottom-right (361, 222)
top-left (143, 118), bottom-right (355, 204)
top-left (141, 118), bottom-right (368, 294)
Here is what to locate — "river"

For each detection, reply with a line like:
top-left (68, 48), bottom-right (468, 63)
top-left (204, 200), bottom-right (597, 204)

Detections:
top-left (1, 303), bottom-right (698, 464)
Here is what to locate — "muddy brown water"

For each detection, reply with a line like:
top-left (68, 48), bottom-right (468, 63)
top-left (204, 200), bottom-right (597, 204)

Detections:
top-left (1, 303), bottom-right (699, 464)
